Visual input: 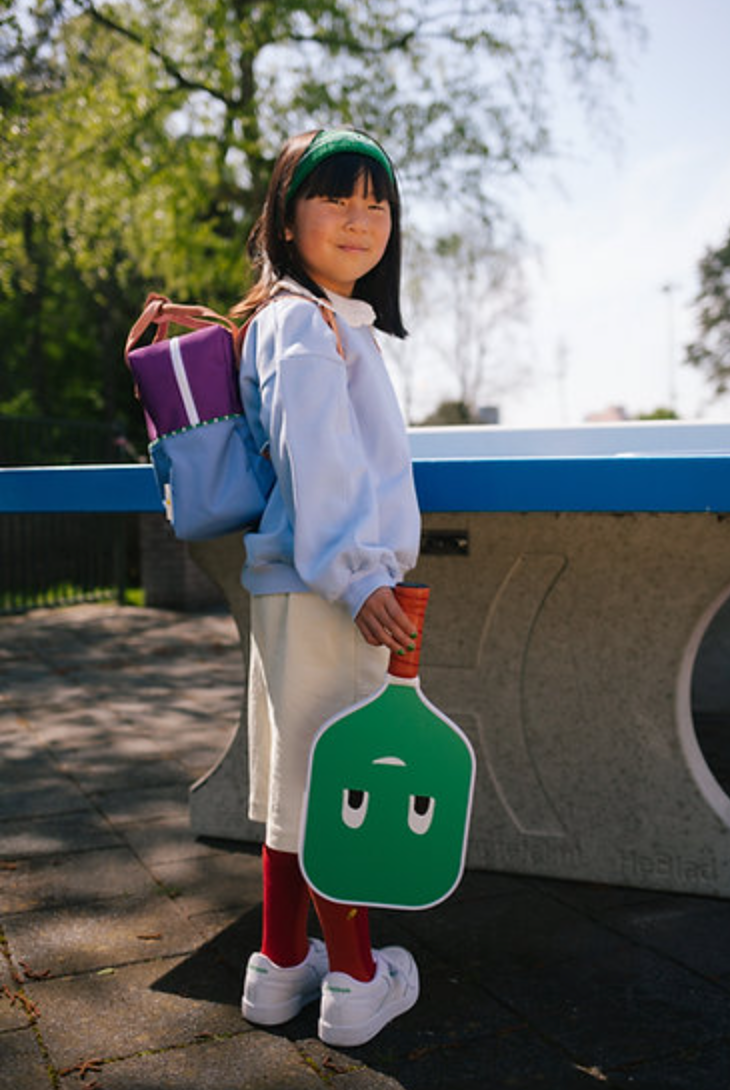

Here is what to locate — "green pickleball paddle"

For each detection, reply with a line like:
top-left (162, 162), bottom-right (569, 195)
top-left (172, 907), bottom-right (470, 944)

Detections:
top-left (299, 584), bottom-right (476, 910)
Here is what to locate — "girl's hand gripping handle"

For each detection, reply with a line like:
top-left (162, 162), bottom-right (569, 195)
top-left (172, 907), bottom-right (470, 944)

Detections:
top-left (388, 583), bottom-right (430, 679)
top-left (355, 582), bottom-right (429, 667)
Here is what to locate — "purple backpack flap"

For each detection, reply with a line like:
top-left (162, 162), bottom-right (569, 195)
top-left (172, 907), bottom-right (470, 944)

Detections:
top-left (130, 323), bottom-right (242, 439)
top-left (124, 294), bottom-right (275, 540)
top-left (125, 294), bottom-right (243, 441)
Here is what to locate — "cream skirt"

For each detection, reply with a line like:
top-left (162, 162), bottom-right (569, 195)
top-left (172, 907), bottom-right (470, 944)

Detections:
top-left (247, 592), bottom-right (389, 852)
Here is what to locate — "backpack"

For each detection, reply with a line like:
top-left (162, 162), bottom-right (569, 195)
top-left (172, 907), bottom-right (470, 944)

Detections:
top-left (124, 293), bottom-right (276, 541)
top-left (124, 291), bottom-right (344, 542)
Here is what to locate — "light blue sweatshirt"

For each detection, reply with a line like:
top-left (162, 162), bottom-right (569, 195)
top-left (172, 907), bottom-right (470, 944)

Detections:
top-left (239, 280), bottom-right (421, 618)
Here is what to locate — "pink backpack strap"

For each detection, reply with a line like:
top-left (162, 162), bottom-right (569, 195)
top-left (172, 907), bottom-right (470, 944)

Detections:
top-left (260, 289), bottom-right (345, 360)
top-left (124, 294), bottom-right (240, 365)
top-left (125, 290), bottom-right (344, 374)
top-left (317, 303), bottom-right (345, 360)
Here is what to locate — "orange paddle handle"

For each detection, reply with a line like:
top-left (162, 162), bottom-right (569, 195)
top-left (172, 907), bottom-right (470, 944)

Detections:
top-left (389, 583), bottom-right (430, 679)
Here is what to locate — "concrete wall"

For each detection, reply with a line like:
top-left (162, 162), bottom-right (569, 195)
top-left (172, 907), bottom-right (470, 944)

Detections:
top-left (140, 514), bottom-right (226, 610)
top-left (189, 509), bottom-right (730, 898)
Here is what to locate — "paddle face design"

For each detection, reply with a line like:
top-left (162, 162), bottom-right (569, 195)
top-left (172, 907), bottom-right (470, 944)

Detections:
top-left (300, 676), bottom-right (475, 909)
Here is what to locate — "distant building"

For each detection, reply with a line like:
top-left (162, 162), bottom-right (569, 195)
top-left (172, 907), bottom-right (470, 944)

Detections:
top-left (584, 405), bottom-right (629, 422)
top-left (476, 405), bottom-right (501, 425)
top-left (418, 401), bottom-right (501, 426)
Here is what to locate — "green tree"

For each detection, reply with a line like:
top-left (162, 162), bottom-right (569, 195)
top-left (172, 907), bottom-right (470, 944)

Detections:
top-left (418, 399), bottom-right (482, 426)
top-left (685, 226), bottom-right (730, 396)
top-left (433, 227), bottom-right (528, 414)
top-left (0, 0), bottom-right (641, 434)
top-left (636, 407), bottom-right (680, 421)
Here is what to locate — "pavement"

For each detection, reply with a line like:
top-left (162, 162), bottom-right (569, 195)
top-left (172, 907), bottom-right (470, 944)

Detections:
top-left (2, 604), bottom-right (730, 1090)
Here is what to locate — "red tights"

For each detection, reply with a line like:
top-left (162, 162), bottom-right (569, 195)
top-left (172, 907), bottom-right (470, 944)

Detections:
top-left (260, 845), bottom-right (375, 982)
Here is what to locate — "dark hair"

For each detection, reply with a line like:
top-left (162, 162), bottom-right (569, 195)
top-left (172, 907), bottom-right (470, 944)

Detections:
top-left (231, 130), bottom-right (407, 338)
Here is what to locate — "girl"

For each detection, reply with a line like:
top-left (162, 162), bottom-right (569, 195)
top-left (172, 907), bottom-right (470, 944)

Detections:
top-left (232, 128), bottom-right (422, 1048)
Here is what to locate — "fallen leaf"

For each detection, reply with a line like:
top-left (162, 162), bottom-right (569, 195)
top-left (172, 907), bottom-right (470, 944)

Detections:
top-left (2, 986), bottom-right (40, 1020)
top-left (59, 1058), bottom-right (104, 1078)
top-left (574, 1064), bottom-right (609, 1082)
top-left (322, 1055), bottom-right (352, 1075)
top-left (19, 959), bottom-right (51, 980)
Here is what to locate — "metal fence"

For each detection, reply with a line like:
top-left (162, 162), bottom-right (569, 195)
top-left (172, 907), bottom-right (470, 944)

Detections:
top-left (0, 512), bottom-right (131, 613)
top-left (0, 415), bottom-right (136, 614)
top-left (0, 414), bottom-right (127, 467)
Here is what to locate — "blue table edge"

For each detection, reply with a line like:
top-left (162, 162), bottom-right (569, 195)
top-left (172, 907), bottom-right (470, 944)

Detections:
top-left (1, 456), bottom-right (729, 514)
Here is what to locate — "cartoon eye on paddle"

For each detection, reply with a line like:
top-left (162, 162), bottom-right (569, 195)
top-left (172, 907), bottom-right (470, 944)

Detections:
top-left (342, 789), bottom-right (369, 829)
top-left (408, 794), bottom-right (435, 835)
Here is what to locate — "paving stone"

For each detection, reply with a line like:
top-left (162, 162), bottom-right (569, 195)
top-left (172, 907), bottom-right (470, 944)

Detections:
top-left (0, 954), bottom-right (29, 1031)
top-left (119, 816), bottom-right (222, 866)
top-left (0, 1027), bottom-right (54, 1089)
top-left (0, 739), bottom-right (59, 786)
top-left (607, 1037), bottom-right (730, 1088)
top-left (55, 732), bottom-right (166, 763)
top-left (26, 955), bottom-right (245, 1072)
top-left (184, 910), bottom-right (266, 971)
top-left (90, 782), bottom-right (190, 826)
top-left (485, 944), bottom-right (730, 1071)
top-left (0, 661), bottom-right (58, 694)
top-left (11, 684), bottom-right (93, 716)
top-left (2, 893), bottom-right (203, 978)
top-left (350, 1022), bottom-right (609, 1089)
top-left (0, 812), bottom-right (123, 860)
top-left (531, 875), bottom-right (672, 913)
top-left (599, 896), bottom-right (730, 979)
top-left (51, 754), bottom-right (191, 794)
top-left (0, 782), bottom-right (96, 822)
top-left (149, 847), bottom-right (263, 915)
top-left (15, 711), bottom-right (120, 751)
top-left (0, 846), bottom-right (157, 915)
top-left (76, 1031), bottom-right (326, 1090)
top-left (299, 1037), bottom-right (420, 1088)
top-left (395, 877), bottom-right (628, 978)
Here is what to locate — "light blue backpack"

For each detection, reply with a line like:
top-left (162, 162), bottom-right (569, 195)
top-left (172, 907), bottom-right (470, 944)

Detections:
top-left (124, 292), bottom-right (343, 541)
top-left (124, 294), bottom-right (274, 540)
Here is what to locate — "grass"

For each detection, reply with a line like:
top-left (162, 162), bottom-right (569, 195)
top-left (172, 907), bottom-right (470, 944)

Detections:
top-left (0, 585), bottom-right (146, 614)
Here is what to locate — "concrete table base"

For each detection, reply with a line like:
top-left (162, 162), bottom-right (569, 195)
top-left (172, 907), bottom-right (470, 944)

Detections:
top-left (189, 511), bottom-right (730, 897)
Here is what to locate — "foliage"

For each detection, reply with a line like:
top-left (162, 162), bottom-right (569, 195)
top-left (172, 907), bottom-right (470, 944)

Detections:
top-left (636, 407), bottom-right (679, 421)
top-left (433, 227), bottom-right (528, 411)
top-left (685, 226), bottom-right (730, 396)
top-left (385, 225), bottom-right (530, 421)
top-left (0, 0), bottom-right (641, 437)
top-left (417, 399), bottom-right (483, 426)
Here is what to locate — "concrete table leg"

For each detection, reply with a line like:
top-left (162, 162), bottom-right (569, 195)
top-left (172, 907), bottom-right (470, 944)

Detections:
top-left (187, 533), bottom-right (263, 845)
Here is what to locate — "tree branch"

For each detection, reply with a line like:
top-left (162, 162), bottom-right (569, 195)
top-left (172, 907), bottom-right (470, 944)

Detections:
top-left (287, 27), bottom-right (418, 54)
top-left (79, 1), bottom-right (236, 109)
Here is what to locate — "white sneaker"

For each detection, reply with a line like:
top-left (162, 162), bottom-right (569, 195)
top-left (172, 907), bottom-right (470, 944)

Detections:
top-left (318, 946), bottom-right (420, 1047)
top-left (242, 938), bottom-right (329, 1026)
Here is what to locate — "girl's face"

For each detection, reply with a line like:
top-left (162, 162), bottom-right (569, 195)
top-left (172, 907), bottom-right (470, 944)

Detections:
top-left (285, 174), bottom-right (392, 297)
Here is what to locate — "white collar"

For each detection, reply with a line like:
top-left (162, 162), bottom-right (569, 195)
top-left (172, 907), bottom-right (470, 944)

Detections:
top-left (274, 277), bottom-right (376, 328)
top-left (324, 289), bottom-right (376, 328)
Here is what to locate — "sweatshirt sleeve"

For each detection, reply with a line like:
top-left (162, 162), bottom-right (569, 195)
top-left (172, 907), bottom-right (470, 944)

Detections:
top-left (257, 300), bottom-right (412, 617)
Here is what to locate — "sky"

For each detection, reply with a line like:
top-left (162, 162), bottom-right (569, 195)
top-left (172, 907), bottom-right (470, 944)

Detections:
top-left (402, 0), bottom-right (730, 428)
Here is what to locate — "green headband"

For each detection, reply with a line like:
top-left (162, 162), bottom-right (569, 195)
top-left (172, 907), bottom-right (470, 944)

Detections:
top-left (286, 130), bottom-right (394, 206)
